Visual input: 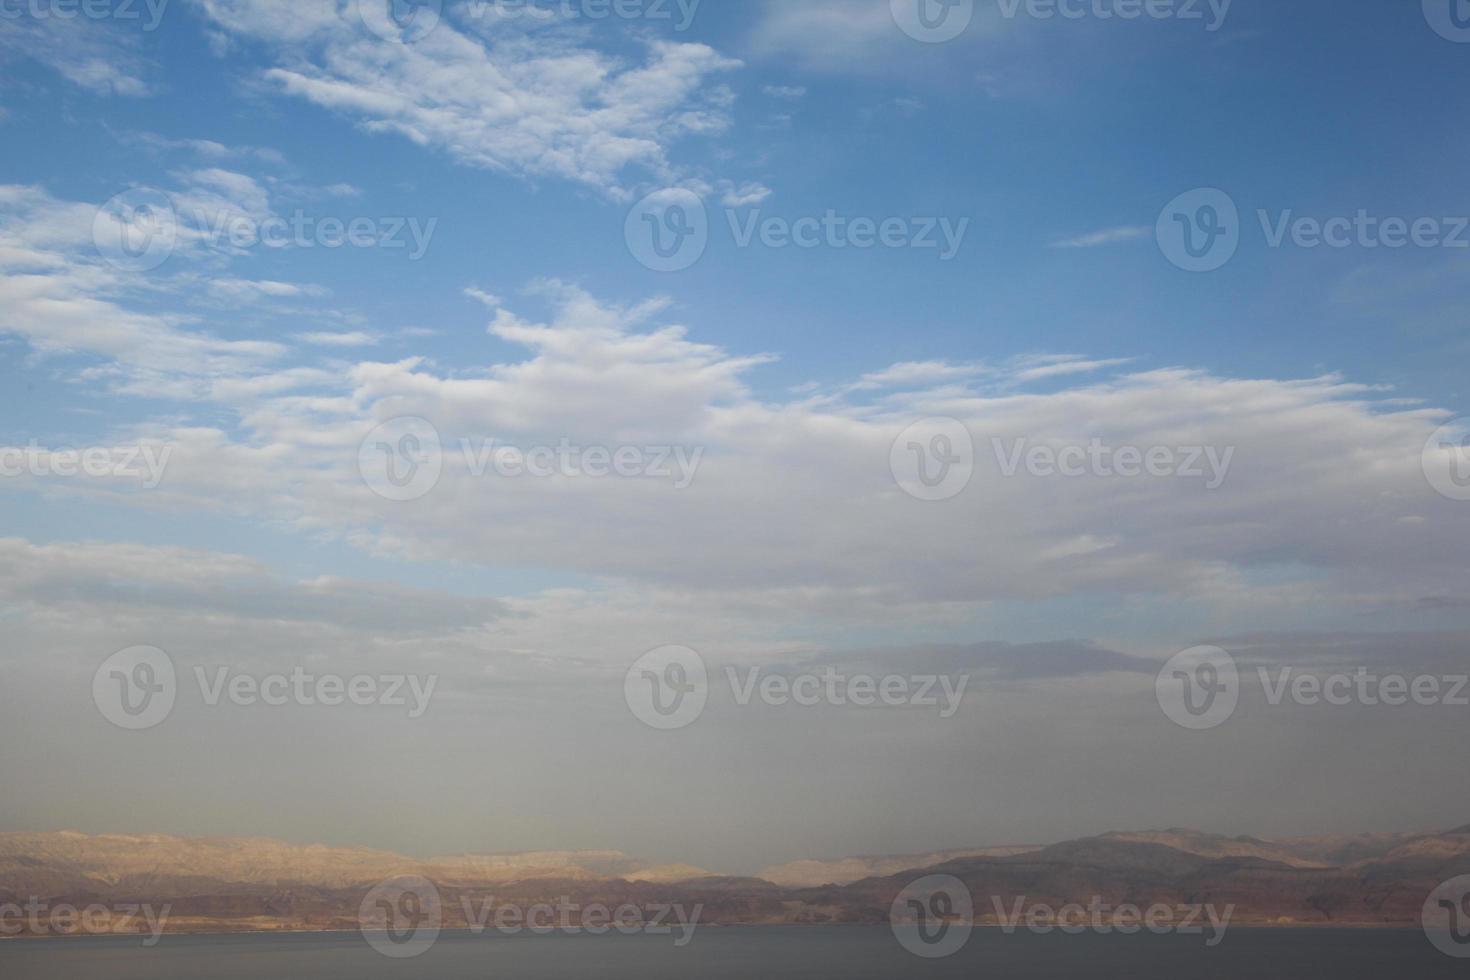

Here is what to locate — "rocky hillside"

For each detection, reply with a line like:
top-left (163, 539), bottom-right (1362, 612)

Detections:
top-left (3, 826), bottom-right (1468, 936)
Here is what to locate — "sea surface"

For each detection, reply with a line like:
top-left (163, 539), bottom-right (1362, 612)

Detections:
top-left (0, 925), bottom-right (1458, 978)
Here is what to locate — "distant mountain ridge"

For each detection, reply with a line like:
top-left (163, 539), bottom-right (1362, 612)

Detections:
top-left (0, 831), bottom-right (712, 899)
top-left (3, 825), bottom-right (1468, 936)
top-left (757, 846), bottom-right (1041, 887)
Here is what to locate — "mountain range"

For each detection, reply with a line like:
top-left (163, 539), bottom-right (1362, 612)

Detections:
top-left (3, 825), bottom-right (1468, 937)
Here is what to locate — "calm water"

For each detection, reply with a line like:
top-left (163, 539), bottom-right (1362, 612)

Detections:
top-left (0, 926), bottom-right (1455, 979)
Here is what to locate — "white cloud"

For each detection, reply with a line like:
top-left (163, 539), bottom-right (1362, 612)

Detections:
top-left (0, 15), bottom-right (154, 96)
top-left (34, 283), bottom-right (1457, 631)
top-left (210, 278), bottom-right (328, 299)
top-left (747, 0), bottom-right (902, 68)
top-left (192, 1), bottom-right (744, 196)
top-left (853, 360), bottom-right (988, 390)
top-left (718, 181), bottom-right (773, 208)
top-left (1009, 354), bottom-right (1133, 382)
top-left (1051, 226), bottom-right (1152, 249)
top-left (464, 287), bottom-right (503, 309)
top-left (294, 331), bottom-right (379, 347)
top-left (0, 186), bottom-right (284, 394)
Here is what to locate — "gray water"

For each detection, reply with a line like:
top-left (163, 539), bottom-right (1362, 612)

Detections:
top-left (0, 926), bottom-right (1454, 978)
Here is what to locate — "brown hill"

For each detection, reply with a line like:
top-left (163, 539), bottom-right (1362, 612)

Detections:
top-left (2, 826), bottom-right (1468, 936)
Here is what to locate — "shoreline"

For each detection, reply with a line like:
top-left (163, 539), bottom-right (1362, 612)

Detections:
top-left (0, 920), bottom-right (1430, 943)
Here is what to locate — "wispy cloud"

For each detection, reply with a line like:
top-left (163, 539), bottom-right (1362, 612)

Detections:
top-left (1009, 354), bottom-right (1133, 382)
top-left (193, 2), bottom-right (745, 197)
top-left (1050, 226), bottom-right (1151, 249)
top-left (293, 331), bottom-right (378, 347)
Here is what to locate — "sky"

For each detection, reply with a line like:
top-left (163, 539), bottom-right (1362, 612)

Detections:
top-left (1, 0), bottom-right (1470, 875)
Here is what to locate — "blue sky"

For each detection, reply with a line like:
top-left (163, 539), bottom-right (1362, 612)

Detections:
top-left (2, 1), bottom-right (1470, 865)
